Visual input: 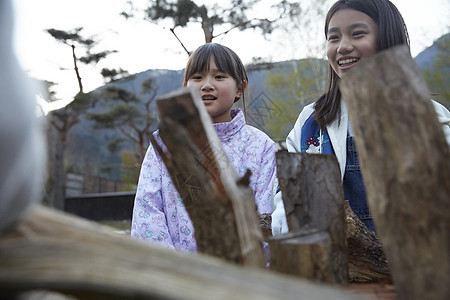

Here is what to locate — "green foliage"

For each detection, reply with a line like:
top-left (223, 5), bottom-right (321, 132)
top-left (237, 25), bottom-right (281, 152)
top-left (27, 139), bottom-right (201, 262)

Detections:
top-left (120, 150), bottom-right (140, 191)
top-left (124, 0), bottom-right (300, 51)
top-left (44, 26), bottom-right (131, 203)
top-left (46, 27), bottom-right (84, 44)
top-left (264, 98), bottom-right (303, 141)
top-left (45, 27), bottom-right (125, 132)
top-left (79, 50), bottom-right (117, 65)
top-left (107, 137), bottom-right (128, 154)
top-left (86, 77), bottom-right (158, 163)
top-left (46, 27), bottom-right (126, 86)
top-left (422, 34), bottom-right (450, 108)
top-left (263, 58), bottom-right (327, 140)
top-left (101, 68), bottom-right (130, 83)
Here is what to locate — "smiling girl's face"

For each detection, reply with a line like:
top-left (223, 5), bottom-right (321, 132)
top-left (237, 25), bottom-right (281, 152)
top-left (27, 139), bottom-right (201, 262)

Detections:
top-left (185, 56), bottom-right (243, 123)
top-left (326, 8), bottom-right (378, 78)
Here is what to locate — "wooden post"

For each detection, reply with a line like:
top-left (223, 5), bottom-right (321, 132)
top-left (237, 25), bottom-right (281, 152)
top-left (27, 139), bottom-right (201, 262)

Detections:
top-left (270, 152), bottom-right (348, 284)
top-left (153, 87), bottom-right (265, 267)
top-left (340, 45), bottom-right (450, 300)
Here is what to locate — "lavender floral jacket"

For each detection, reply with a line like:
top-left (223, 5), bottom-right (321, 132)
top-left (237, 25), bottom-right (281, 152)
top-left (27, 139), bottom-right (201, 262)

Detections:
top-left (131, 108), bottom-right (277, 253)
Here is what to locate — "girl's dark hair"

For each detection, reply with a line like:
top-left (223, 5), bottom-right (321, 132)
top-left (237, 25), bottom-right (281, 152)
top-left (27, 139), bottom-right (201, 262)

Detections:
top-left (183, 43), bottom-right (248, 103)
top-left (314, 0), bottom-right (410, 129)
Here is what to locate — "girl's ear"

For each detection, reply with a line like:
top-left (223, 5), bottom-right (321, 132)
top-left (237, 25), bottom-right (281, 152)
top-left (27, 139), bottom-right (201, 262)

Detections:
top-left (236, 80), bottom-right (247, 98)
top-left (183, 81), bottom-right (187, 87)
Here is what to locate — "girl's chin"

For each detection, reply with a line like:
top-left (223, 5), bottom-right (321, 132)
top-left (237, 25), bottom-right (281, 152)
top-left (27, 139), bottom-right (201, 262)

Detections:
top-left (337, 68), bottom-right (354, 78)
top-left (338, 63), bottom-right (358, 75)
top-left (202, 100), bottom-right (215, 105)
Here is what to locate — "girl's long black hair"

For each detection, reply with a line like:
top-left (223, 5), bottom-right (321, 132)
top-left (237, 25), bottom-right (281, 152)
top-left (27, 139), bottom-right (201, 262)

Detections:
top-left (314, 0), bottom-right (410, 129)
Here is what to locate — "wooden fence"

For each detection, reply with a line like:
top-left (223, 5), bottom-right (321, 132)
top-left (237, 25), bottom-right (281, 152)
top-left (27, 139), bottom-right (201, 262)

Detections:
top-left (65, 192), bottom-right (135, 221)
top-left (66, 173), bottom-right (125, 196)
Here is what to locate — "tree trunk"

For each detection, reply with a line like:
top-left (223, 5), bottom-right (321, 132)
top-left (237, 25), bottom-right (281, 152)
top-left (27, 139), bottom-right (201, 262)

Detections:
top-left (153, 87), bottom-right (265, 267)
top-left (270, 152), bottom-right (348, 283)
top-left (339, 45), bottom-right (450, 300)
top-left (45, 114), bottom-right (66, 210)
top-left (54, 128), bottom-right (66, 210)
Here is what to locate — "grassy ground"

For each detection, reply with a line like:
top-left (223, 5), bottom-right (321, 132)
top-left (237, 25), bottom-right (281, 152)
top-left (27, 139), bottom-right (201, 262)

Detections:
top-left (99, 220), bottom-right (131, 233)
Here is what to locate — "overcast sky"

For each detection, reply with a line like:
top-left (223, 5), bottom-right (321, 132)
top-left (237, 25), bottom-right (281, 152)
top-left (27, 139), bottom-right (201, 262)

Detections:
top-left (12, 0), bottom-right (450, 102)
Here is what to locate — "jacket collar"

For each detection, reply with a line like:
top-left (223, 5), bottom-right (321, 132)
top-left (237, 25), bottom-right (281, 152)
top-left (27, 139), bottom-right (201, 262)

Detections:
top-left (327, 100), bottom-right (348, 179)
top-left (213, 108), bottom-right (245, 141)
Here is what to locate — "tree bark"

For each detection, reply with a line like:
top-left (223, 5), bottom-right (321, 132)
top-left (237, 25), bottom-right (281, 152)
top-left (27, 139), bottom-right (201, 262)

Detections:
top-left (0, 205), bottom-right (366, 300)
top-left (270, 152), bottom-right (348, 284)
top-left (270, 228), bottom-right (337, 282)
top-left (344, 201), bottom-right (391, 283)
top-left (339, 45), bottom-right (450, 300)
top-left (153, 87), bottom-right (265, 267)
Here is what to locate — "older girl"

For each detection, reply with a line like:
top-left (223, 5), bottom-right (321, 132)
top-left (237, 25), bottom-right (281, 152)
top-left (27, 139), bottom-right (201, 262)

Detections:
top-left (272, 0), bottom-right (450, 234)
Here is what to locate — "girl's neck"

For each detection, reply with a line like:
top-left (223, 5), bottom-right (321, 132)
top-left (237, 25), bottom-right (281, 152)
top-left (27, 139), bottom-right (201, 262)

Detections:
top-left (211, 109), bottom-right (232, 123)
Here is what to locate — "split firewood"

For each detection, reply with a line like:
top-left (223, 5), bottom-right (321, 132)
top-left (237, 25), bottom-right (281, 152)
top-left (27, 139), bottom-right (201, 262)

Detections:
top-left (340, 45), bottom-right (450, 300)
top-left (270, 152), bottom-right (348, 284)
top-left (344, 201), bottom-right (391, 283)
top-left (0, 204), bottom-right (367, 300)
top-left (270, 152), bottom-right (393, 284)
top-left (259, 213), bottom-right (272, 242)
top-left (153, 87), bottom-right (265, 267)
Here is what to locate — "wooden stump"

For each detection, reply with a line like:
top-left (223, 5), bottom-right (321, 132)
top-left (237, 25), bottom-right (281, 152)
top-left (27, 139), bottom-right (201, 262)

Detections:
top-left (153, 87), bottom-right (265, 267)
top-left (270, 152), bottom-right (348, 284)
top-left (340, 45), bottom-right (450, 300)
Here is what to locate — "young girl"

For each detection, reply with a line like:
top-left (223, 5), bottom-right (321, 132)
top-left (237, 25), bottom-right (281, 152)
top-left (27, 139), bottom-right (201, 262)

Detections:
top-left (272, 0), bottom-right (450, 234)
top-left (131, 43), bottom-right (277, 253)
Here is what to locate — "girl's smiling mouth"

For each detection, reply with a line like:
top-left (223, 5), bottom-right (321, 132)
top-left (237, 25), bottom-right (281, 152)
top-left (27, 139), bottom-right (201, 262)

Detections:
top-left (338, 57), bottom-right (359, 67)
top-left (202, 95), bottom-right (217, 101)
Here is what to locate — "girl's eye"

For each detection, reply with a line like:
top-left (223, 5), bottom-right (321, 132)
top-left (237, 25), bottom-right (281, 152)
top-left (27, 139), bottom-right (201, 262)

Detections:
top-left (353, 31), bottom-right (366, 38)
top-left (191, 75), bottom-right (202, 80)
top-left (327, 35), bottom-right (339, 42)
top-left (215, 75), bottom-right (226, 79)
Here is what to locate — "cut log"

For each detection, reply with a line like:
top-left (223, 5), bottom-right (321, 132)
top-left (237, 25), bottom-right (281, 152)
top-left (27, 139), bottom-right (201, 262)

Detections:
top-left (270, 152), bottom-right (348, 284)
top-left (340, 45), bottom-right (450, 300)
top-left (344, 201), bottom-right (391, 283)
top-left (153, 87), bottom-right (265, 267)
top-left (0, 205), bottom-right (366, 300)
top-left (259, 213), bottom-right (272, 242)
top-left (270, 228), bottom-right (337, 282)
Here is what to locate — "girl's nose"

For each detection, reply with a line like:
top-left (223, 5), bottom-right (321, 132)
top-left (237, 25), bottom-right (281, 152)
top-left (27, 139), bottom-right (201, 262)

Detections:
top-left (338, 37), bottom-right (353, 54)
top-left (201, 77), bottom-right (214, 91)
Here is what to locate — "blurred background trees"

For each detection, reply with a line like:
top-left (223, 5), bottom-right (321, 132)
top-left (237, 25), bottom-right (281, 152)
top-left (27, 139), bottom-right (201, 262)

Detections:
top-left (422, 33), bottom-right (450, 108)
top-left (121, 0), bottom-right (302, 55)
top-left (43, 27), bottom-right (128, 208)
